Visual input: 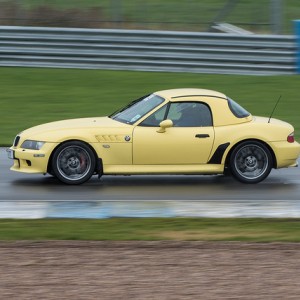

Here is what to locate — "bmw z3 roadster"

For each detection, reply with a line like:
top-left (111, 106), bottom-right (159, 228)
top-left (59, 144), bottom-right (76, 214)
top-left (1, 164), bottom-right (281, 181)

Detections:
top-left (7, 88), bottom-right (300, 185)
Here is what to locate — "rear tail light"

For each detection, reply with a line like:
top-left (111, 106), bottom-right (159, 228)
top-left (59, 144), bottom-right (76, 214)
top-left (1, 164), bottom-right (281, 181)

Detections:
top-left (287, 132), bottom-right (295, 143)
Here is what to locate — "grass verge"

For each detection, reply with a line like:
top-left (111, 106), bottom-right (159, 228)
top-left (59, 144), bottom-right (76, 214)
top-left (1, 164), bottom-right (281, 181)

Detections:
top-left (1, 218), bottom-right (300, 242)
top-left (1, 67), bottom-right (300, 146)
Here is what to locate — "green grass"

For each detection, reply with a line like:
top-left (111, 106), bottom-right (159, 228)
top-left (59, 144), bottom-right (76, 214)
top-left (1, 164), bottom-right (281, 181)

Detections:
top-left (1, 218), bottom-right (300, 242)
top-left (1, 67), bottom-right (299, 146)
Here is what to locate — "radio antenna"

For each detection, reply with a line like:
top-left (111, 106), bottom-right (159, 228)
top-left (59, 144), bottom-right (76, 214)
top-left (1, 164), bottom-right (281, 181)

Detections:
top-left (268, 95), bottom-right (281, 123)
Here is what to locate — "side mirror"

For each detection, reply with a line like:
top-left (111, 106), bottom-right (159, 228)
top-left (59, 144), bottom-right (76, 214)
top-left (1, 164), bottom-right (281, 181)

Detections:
top-left (157, 119), bottom-right (173, 133)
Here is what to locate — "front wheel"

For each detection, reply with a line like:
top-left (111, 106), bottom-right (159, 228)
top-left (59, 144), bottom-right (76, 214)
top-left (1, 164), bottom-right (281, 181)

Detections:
top-left (229, 141), bottom-right (273, 184)
top-left (51, 141), bottom-right (96, 185)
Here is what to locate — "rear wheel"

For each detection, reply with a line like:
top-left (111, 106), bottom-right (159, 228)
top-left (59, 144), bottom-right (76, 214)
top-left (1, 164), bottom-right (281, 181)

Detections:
top-left (229, 141), bottom-right (273, 184)
top-left (51, 141), bottom-right (96, 185)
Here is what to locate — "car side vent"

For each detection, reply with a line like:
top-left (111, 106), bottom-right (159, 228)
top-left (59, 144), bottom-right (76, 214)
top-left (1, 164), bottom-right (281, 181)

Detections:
top-left (13, 136), bottom-right (20, 147)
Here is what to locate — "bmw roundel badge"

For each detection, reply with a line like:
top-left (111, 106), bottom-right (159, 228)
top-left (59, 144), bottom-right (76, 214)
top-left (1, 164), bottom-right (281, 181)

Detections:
top-left (124, 135), bottom-right (131, 142)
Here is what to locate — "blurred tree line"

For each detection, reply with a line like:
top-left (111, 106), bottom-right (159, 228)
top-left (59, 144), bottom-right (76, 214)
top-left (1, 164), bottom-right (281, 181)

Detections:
top-left (0, 0), bottom-right (298, 34)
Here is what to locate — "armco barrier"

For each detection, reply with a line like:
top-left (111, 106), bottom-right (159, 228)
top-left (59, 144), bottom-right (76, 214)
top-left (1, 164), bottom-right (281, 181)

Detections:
top-left (294, 20), bottom-right (300, 74)
top-left (0, 26), bottom-right (297, 75)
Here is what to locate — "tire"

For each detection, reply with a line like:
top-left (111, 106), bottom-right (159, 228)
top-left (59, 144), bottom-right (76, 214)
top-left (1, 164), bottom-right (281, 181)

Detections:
top-left (51, 141), bottom-right (96, 185)
top-left (229, 141), bottom-right (273, 184)
top-left (48, 171), bottom-right (56, 178)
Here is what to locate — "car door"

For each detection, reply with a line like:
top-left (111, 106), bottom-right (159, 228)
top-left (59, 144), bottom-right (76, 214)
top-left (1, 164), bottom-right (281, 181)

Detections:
top-left (133, 101), bottom-right (215, 165)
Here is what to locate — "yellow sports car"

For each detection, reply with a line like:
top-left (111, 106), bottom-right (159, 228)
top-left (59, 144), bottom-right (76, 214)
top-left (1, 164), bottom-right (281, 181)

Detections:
top-left (7, 88), bottom-right (300, 185)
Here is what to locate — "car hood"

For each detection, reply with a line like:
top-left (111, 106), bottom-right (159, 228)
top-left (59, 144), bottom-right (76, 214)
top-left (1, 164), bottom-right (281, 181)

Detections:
top-left (20, 117), bottom-right (131, 140)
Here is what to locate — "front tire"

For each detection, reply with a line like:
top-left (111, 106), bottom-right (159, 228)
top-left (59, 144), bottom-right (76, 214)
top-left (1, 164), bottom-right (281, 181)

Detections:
top-left (229, 141), bottom-right (273, 184)
top-left (51, 141), bottom-right (96, 185)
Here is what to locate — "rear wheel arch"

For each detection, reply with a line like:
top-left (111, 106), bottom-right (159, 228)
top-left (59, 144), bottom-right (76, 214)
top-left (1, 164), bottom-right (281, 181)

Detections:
top-left (226, 139), bottom-right (276, 183)
top-left (225, 139), bottom-right (277, 169)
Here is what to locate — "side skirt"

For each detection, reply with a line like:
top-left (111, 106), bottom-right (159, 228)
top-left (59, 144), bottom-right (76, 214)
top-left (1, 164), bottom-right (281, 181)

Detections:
top-left (103, 164), bottom-right (224, 175)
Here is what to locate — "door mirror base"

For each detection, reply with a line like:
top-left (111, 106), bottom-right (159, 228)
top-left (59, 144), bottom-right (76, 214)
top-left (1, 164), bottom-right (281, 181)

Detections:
top-left (157, 119), bottom-right (173, 133)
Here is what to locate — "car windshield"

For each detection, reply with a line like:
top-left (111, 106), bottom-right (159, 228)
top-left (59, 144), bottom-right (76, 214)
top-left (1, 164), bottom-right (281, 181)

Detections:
top-left (110, 94), bottom-right (165, 124)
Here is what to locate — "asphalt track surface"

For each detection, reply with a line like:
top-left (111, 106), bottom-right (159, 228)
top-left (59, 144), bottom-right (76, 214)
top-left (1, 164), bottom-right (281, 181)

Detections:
top-left (1, 148), bottom-right (299, 201)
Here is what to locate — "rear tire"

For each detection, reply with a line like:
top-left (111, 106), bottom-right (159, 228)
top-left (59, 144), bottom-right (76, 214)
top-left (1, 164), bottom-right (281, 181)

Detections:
top-left (51, 141), bottom-right (96, 185)
top-left (229, 141), bottom-right (273, 184)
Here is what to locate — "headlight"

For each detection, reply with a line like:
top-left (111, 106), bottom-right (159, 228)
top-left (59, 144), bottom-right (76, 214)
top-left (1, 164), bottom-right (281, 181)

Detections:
top-left (21, 140), bottom-right (45, 150)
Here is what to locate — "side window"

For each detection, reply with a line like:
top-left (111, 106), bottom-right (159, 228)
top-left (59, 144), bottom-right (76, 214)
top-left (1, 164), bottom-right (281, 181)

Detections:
top-left (139, 102), bottom-right (213, 127)
top-left (139, 104), bottom-right (167, 127)
top-left (168, 102), bottom-right (212, 127)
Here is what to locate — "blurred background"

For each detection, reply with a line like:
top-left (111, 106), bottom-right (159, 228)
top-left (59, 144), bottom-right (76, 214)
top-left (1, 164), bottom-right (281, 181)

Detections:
top-left (0, 1), bottom-right (299, 232)
top-left (0, 0), bottom-right (298, 34)
top-left (1, 0), bottom-right (300, 146)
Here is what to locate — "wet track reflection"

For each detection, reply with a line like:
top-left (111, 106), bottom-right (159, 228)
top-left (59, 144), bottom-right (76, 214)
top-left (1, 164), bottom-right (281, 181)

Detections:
top-left (1, 148), bottom-right (299, 201)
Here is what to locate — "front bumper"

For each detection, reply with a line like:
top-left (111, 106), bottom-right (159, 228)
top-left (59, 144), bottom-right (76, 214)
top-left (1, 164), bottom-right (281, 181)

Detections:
top-left (8, 142), bottom-right (59, 174)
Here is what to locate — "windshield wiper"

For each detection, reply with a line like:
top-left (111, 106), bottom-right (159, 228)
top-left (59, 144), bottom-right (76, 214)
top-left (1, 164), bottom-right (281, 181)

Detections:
top-left (109, 94), bottom-right (150, 119)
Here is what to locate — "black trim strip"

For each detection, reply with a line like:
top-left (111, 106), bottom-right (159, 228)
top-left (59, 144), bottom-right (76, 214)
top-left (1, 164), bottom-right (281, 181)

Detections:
top-left (171, 95), bottom-right (227, 100)
top-left (97, 158), bottom-right (103, 179)
top-left (163, 102), bottom-right (171, 119)
top-left (14, 135), bottom-right (20, 147)
top-left (208, 142), bottom-right (230, 164)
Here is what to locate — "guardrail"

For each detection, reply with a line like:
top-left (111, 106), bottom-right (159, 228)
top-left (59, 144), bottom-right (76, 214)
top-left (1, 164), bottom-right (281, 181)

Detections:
top-left (294, 20), bottom-right (300, 74)
top-left (0, 26), bottom-right (297, 75)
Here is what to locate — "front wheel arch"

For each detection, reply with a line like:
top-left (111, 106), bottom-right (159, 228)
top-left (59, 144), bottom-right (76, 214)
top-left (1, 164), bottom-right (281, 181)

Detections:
top-left (47, 140), bottom-right (100, 179)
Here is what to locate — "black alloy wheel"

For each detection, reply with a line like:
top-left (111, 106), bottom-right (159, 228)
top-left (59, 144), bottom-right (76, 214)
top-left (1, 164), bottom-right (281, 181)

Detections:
top-left (229, 141), bottom-right (273, 184)
top-left (51, 141), bottom-right (96, 185)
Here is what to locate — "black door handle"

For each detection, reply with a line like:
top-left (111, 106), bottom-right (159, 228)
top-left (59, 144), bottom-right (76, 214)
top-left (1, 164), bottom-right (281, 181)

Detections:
top-left (195, 134), bottom-right (210, 138)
